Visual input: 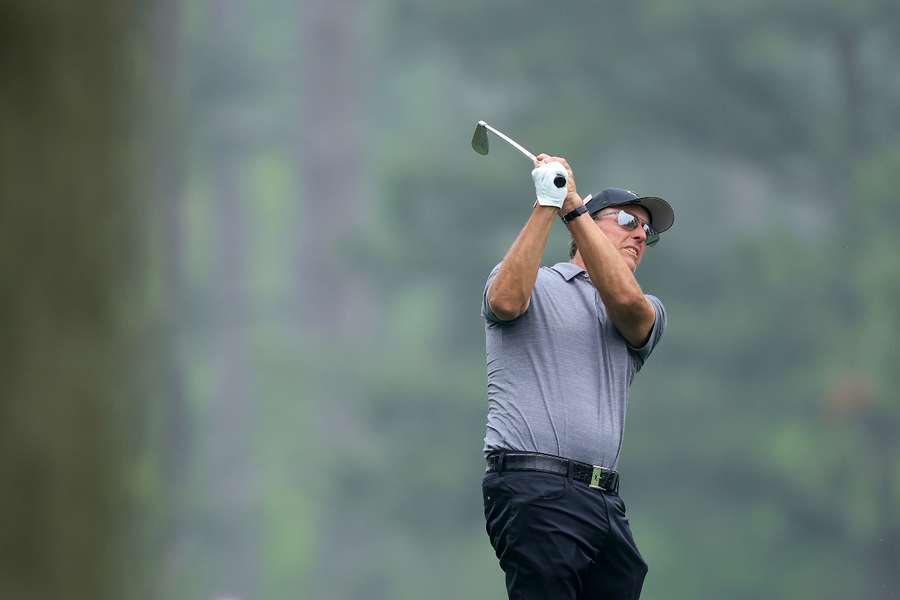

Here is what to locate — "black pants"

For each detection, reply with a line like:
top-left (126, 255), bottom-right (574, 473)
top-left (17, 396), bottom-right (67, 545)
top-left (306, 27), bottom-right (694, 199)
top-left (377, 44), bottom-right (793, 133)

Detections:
top-left (483, 469), bottom-right (647, 600)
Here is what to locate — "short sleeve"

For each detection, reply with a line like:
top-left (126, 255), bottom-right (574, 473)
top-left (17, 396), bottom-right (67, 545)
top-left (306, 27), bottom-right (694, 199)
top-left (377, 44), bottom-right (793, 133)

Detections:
top-left (628, 294), bottom-right (667, 370)
top-left (481, 263), bottom-right (509, 323)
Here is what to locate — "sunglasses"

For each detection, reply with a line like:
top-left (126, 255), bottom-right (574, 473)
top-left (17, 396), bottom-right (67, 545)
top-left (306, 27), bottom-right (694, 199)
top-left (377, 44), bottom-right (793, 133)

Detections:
top-left (597, 209), bottom-right (660, 247)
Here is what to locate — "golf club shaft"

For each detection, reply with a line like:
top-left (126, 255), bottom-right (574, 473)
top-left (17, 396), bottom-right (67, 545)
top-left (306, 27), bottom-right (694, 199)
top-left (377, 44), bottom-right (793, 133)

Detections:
top-left (482, 122), bottom-right (536, 162)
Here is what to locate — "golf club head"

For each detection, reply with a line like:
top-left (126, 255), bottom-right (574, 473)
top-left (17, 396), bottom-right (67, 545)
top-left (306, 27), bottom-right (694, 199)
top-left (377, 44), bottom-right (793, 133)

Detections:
top-left (471, 120), bottom-right (489, 155)
top-left (471, 120), bottom-right (536, 162)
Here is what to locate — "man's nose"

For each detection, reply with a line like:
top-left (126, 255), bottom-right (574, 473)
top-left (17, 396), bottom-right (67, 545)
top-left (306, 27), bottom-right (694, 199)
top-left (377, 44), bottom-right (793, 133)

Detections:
top-left (632, 226), bottom-right (647, 243)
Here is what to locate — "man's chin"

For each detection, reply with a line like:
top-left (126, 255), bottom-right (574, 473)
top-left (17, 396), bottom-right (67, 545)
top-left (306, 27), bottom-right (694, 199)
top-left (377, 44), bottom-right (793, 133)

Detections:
top-left (621, 250), bottom-right (640, 271)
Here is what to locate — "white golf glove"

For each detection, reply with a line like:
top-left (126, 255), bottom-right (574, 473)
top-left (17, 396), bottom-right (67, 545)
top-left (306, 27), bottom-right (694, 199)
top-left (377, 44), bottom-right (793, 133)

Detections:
top-left (531, 161), bottom-right (568, 208)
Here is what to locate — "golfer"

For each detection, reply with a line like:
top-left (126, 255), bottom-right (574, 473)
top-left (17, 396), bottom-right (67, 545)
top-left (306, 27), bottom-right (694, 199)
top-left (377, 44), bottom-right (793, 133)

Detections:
top-left (480, 153), bottom-right (674, 599)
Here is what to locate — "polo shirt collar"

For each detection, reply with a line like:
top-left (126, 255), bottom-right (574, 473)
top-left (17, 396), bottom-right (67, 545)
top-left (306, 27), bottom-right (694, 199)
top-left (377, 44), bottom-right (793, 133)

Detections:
top-left (550, 262), bottom-right (585, 281)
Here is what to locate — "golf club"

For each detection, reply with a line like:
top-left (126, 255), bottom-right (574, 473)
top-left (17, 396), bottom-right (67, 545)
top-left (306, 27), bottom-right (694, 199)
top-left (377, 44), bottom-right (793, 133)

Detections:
top-left (471, 120), bottom-right (536, 162)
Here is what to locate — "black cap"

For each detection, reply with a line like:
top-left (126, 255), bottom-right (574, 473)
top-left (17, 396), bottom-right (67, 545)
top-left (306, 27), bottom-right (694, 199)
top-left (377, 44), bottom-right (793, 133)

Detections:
top-left (584, 188), bottom-right (675, 233)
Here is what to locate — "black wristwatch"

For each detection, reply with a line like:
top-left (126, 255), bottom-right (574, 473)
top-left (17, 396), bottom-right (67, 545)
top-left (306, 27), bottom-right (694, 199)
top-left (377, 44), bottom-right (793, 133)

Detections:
top-left (561, 205), bottom-right (588, 224)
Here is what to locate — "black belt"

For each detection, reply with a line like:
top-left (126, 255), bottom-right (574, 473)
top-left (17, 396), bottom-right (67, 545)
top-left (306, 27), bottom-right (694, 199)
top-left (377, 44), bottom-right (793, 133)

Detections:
top-left (485, 451), bottom-right (619, 493)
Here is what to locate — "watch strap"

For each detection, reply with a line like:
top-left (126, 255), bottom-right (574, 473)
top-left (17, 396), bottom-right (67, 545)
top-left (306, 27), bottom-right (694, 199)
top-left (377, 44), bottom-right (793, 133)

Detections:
top-left (561, 204), bottom-right (588, 224)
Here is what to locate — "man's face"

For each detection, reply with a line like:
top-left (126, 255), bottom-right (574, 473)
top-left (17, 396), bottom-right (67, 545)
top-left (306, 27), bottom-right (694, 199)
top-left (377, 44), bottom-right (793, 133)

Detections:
top-left (594, 206), bottom-right (652, 272)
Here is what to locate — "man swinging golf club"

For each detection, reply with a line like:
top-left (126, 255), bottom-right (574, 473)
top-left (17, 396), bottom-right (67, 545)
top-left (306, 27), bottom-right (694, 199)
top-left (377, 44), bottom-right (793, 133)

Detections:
top-left (479, 134), bottom-right (675, 599)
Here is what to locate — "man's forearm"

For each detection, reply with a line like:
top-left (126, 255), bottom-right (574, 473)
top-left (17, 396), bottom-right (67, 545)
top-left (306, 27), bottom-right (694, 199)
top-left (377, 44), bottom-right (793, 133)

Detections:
top-left (567, 213), bottom-right (644, 305)
top-left (566, 212), bottom-right (654, 343)
top-left (487, 205), bottom-right (557, 320)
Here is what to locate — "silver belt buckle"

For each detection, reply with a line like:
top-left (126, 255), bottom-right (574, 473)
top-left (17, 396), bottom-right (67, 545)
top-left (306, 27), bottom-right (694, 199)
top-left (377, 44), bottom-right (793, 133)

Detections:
top-left (589, 465), bottom-right (606, 489)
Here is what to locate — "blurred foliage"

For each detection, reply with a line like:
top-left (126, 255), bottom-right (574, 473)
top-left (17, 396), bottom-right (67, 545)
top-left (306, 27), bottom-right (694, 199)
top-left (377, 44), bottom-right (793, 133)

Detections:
top-left (3, 0), bottom-right (899, 599)
top-left (352, 3), bottom-right (900, 599)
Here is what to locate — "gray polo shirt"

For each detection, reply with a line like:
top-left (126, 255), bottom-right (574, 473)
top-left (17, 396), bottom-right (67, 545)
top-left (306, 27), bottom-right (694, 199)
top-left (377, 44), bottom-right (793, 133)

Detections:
top-left (481, 261), bottom-right (666, 469)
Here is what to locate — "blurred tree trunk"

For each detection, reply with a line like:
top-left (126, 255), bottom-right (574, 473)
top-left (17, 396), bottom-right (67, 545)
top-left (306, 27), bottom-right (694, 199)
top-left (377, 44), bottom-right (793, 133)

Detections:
top-left (147, 0), bottom-right (193, 592)
top-left (835, 28), bottom-right (864, 161)
top-left (207, 153), bottom-right (260, 598)
top-left (152, 0), bottom-right (189, 498)
top-left (868, 414), bottom-right (900, 599)
top-left (0, 3), bottom-right (143, 600)
top-left (297, 5), bottom-right (374, 598)
top-left (202, 1), bottom-right (261, 598)
top-left (297, 0), bottom-right (369, 335)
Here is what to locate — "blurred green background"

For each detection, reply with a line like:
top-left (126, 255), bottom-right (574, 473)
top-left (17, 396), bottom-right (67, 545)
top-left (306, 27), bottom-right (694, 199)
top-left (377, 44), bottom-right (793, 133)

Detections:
top-left (2, 1), bottom-right (899, 599)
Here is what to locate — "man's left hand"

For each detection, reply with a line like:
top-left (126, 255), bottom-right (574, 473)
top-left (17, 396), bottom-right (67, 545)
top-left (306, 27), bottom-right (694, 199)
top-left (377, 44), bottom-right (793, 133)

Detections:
top-left (534, 154), bottom-right (582, 214)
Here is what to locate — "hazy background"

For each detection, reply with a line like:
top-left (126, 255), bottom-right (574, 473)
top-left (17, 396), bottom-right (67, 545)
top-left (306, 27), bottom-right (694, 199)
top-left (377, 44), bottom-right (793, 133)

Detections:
top-left (3, 1), bottom-right (899, 599)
